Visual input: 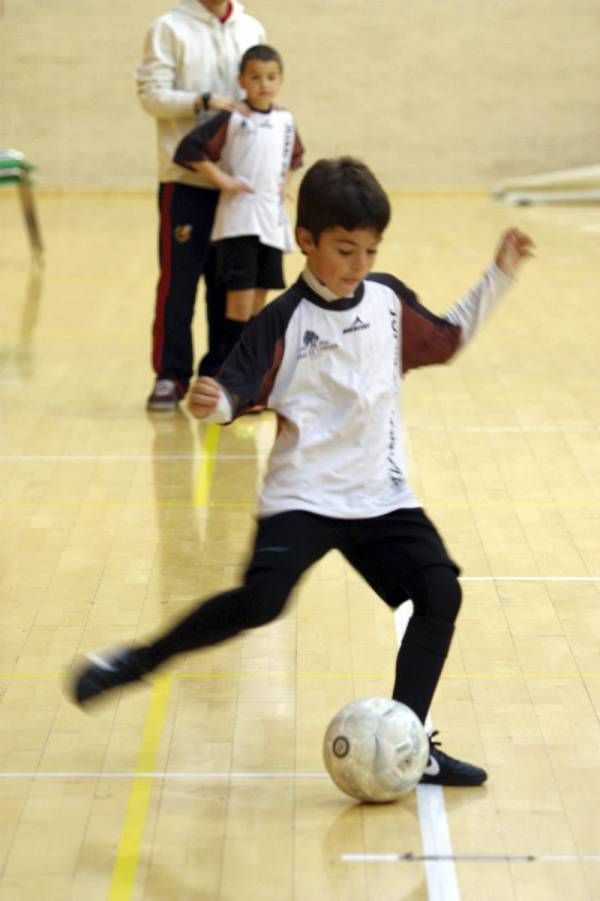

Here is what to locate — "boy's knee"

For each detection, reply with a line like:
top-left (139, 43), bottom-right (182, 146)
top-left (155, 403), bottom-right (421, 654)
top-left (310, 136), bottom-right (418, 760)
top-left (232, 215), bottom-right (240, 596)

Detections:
top-left (411, 565), bottom-right (462, 623)
top-left (244, 592), bottom-right (286, 627)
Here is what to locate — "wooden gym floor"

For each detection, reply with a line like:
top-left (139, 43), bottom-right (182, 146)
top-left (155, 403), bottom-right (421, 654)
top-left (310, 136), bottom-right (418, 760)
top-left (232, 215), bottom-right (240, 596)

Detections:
top-left (0, 190), bottom-right (599, 900)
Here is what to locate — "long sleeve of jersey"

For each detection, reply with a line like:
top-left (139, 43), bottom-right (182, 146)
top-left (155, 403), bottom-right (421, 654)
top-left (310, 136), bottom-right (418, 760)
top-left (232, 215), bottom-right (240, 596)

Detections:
top-left (202, 263), bottom-right (513, 423)
top-left (204, 290), bottom-right (300, 424)
top-left (205, 263), bottom-right (514, 420)
top-left (443, 262), bottom-right (513, 346)
top-left (370, 263), bottom-right (513, 372)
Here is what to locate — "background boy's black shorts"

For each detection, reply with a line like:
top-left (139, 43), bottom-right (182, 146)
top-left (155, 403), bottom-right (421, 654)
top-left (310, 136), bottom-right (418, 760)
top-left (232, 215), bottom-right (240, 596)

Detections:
top-left (215, 236), bottom-right (285, 291)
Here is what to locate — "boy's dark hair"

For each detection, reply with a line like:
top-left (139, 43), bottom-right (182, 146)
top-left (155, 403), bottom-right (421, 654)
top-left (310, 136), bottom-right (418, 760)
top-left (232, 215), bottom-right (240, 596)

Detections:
top-left (296, 157), bottom-right (391, 242)
top-left (240, 44), bottom-right (283, 74)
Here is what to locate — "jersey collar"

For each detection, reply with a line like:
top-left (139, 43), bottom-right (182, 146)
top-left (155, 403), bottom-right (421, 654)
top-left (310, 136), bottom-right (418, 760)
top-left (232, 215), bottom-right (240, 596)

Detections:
top-left (297, 266), bottom-right (365, 310)
top-left (245, 101), bottom-right (273, 114)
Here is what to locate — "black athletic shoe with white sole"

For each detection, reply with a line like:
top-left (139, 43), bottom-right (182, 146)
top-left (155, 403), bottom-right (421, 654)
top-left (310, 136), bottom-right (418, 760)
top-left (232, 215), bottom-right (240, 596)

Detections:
top-left (70, 648), bottom-right (149, 706)
top-left (419, 731), bottom-right (487, 786)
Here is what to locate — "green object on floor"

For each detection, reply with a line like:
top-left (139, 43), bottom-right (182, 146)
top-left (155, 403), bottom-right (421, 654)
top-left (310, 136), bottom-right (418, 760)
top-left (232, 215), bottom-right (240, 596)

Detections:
top-left (0, 149), bottom-right (44, 261)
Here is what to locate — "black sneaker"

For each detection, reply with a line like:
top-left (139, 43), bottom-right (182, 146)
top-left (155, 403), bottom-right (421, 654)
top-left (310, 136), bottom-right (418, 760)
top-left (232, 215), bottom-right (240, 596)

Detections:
top-left (420, 731), bottom-right (487, 786)
top-left (70, 648), bottom-right (149, 706)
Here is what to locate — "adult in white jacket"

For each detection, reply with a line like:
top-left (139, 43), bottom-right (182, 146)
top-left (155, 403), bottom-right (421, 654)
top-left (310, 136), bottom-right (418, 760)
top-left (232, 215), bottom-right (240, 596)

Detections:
top-left (136, 0), bottom-right (266, 410)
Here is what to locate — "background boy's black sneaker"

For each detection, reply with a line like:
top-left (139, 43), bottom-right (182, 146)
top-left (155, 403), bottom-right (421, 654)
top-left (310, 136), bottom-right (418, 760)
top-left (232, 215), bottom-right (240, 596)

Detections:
top-left (70, 648), bottom-right (149, 705)
top-left (420, 731), bottom-right (487, 786)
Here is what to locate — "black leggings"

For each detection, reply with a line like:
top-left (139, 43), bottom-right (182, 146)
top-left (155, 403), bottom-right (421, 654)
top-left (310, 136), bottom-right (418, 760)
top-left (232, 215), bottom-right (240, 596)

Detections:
top-left (145, 508), bottom-right (462, 723)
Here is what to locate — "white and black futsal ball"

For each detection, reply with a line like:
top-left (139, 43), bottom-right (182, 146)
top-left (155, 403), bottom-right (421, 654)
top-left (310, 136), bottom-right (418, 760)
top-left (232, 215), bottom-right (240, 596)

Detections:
top-left (323, 697), bottom-right (429, 802)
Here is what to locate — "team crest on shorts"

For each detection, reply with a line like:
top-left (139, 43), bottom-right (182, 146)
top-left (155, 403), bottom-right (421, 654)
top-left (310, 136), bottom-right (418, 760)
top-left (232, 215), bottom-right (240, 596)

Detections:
top-left (174, 224), bottom-right (193, 243)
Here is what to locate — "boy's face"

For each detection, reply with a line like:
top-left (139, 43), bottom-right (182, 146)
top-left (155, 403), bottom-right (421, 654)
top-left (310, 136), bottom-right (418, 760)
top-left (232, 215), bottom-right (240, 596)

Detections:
top-left (239, 60), bottom-right (283, 111)
top-left (200, 0), bottom-right (229, 13)
top-left (296, 226), bottom-right (382, 297)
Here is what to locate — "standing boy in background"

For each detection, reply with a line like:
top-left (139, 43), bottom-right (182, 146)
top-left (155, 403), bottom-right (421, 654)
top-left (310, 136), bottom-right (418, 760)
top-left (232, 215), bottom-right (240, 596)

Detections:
top-left (71, 157), bottom-right (534, 786)
top-left (174, 45), bottom-right (304, 358)
top-left (136, 0), bottom-right (266, 411)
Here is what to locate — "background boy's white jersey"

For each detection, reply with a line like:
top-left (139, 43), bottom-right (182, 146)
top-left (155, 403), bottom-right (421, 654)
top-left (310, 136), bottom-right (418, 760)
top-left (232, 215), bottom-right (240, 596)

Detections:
top-left (213, 108), bottom-right (299, 250)
top-left (175, 107), bottom-right (304, 250)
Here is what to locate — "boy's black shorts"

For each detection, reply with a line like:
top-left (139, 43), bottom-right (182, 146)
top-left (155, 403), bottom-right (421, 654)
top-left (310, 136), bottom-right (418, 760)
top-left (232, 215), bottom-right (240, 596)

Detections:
top-left (245, 507), bottom-right (460, 610)
top-left (214, 236), bottom-right (285, 291)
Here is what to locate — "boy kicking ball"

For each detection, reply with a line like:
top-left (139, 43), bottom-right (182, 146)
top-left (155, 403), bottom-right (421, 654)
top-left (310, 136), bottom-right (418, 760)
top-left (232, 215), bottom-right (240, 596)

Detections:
top-left (71, 157), bottom-right (533, 786)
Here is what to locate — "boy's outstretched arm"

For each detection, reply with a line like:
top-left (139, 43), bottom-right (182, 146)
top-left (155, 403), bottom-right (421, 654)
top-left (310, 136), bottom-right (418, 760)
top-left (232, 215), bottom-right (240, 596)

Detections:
top-left (442, 226), bottom-right (535, 348)
top-left (386, 227), bottom-right (535, 372)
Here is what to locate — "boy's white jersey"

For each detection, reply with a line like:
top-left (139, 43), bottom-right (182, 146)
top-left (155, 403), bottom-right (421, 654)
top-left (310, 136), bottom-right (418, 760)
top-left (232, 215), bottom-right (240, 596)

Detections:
top-left (206, 264), bottom-right (513, 519)
top-left (261, 281), bottom-right (417, 517)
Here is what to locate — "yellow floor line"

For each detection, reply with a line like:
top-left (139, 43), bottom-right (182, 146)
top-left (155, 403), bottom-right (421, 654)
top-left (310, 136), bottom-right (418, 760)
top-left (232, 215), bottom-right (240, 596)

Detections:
top-left (107, 423), bottom-right (222, 900)
top-left (108, 674), bottom-right (173, 901)
top-left (194, 423), bottom-right (221, 506)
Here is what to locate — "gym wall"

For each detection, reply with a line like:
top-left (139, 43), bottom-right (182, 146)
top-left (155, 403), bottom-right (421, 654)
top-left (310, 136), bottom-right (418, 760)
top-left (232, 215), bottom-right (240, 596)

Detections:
top-left (1, 0), bottom-right (598, 189)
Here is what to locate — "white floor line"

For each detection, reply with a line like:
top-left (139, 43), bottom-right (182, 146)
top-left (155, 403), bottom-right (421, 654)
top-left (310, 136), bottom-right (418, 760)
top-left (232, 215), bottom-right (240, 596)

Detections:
top-left (461, 576), bottom-right (600, 582)
top-left (394, 603), bottom-right (461, 901)
top-left (342, 852), bottom-right (600, 864)
top-left (0, 453), bottom-right (262, 461)
top-left (0, 771), bottom-right (328, 780)
top-left (409, 425), bottom-right (600, 433)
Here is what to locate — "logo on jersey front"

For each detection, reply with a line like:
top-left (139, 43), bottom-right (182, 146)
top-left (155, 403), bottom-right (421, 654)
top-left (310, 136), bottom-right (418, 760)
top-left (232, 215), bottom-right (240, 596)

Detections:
top-left (343, 316), bottom-right (370, 334)
top-left (298, 329), bottom-right (338, 359)
top-left (304, 330), bottom-right (319, 351)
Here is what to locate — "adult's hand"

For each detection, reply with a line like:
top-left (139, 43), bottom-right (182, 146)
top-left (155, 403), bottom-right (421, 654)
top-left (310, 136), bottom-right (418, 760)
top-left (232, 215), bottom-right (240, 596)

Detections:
top-left (207, 95), bottom-right (251, 117)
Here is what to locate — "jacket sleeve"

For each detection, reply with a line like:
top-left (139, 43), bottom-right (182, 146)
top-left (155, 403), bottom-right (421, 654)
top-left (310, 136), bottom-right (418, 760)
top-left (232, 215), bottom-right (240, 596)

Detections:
top-left (136, 20), bottom-right (201, 119)
top-left (173, 112), bottom-right (231, 169)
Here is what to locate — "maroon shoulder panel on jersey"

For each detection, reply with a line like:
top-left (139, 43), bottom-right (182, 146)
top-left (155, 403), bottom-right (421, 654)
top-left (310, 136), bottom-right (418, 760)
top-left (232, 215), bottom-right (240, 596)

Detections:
top-left (367, 273), bottom-right (461, 373)
top-left (173, 111), bottom-right (232, 169)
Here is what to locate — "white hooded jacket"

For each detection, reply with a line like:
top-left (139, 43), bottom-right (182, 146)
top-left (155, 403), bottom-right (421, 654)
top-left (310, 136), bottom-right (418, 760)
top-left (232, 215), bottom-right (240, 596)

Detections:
top-left (136, 0), bottom-right (266, 187)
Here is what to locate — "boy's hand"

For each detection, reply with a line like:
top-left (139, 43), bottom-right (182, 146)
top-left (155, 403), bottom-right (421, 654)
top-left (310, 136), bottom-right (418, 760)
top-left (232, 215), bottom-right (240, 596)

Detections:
top-left (495, 228), bottom-right (535, 279)
top-left (187, 377), bottom-right (222, 419)
top-left (219, 174), bottom-right (254, 195)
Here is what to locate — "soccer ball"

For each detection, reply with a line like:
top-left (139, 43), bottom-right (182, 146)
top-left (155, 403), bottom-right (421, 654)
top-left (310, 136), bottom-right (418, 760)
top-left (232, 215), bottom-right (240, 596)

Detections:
top-left (322, 697), bottom-right (429, 803)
